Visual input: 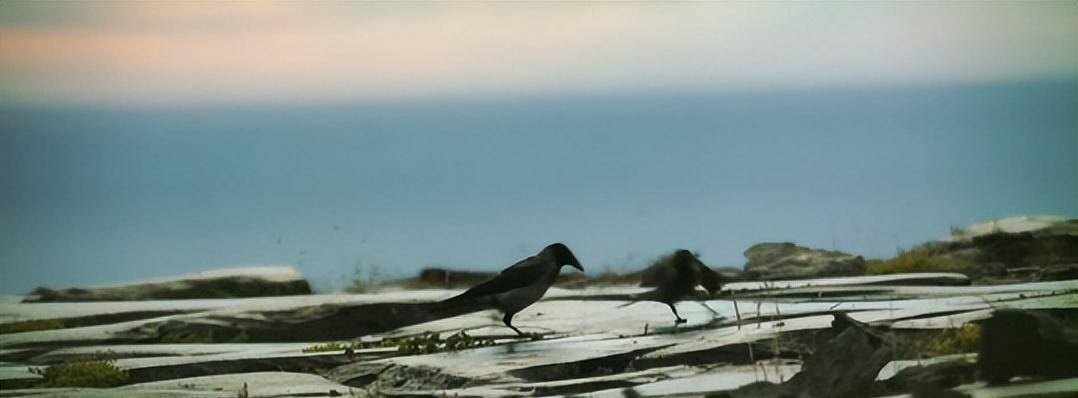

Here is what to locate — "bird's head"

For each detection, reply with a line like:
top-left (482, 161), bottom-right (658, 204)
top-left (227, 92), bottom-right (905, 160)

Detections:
top-left (672, 249), bottom-right (695, 262)
top-left (546, 243), bottom-right (584, 272)
top-left (674, 249), bottom-right (722, 296)
top-left (670, 250), bottom-right (697, 271)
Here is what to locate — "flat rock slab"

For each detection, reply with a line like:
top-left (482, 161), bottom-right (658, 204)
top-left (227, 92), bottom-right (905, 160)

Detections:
top-left (876, 377), bottom-right (1078, 398)
top-left (641, 315), bottom-right (835, 359)
top-left (6, 284), bottom-right (1069, 376)
top-left (0, 291), bottom-right (454, 324)
top-left (0, 365), bottom-right (43, 389)
top-left (125, 371), bottom-right (354, 397)
top-left (1, 388), bottom-right (234, 398)
top-left (3, 276), bottom-right (1076, 397)
top-left (0, 273), bottom-right (990, 326)
top-left (954, 377), bottom-right (1078, 398)
top-left (327, 315), bottom-right (829, 393)
top-left (389, 300), bottom-right (721, 338)
top-left (1, 371), bottom-right (355, 398)
top-left (875, 353), bottom-right (977, 381)
top-left (0, 286), bottom-right (640, 326)
top-left (328, 333), bottom-right (673, 387)
top-left (386, 365), bottom-right (703, 397)
top-left (30, 343), bottom-right (314, 363)
top-left (889, 292), bottom-right (1078, 329)
top-left (592, 363), bottom-right (801, 398)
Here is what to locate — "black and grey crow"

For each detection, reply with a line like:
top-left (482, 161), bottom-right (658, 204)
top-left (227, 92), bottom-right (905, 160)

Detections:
top-left (632, 249), bottom-right (722, 324)
top-left (437, 243), bottom-right (584, 335)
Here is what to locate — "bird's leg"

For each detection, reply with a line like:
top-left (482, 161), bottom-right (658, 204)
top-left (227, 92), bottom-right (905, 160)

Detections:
top-left (668, 303), bottom-right (688, 324)
top-left (701, 301), bottom-right (720, 316)
top-left (503, 313), bottom-right (524, 336)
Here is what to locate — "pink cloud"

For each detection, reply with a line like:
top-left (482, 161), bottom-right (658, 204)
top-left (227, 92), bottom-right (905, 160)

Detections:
top-left (1, 2), bottom-right (1073, 106)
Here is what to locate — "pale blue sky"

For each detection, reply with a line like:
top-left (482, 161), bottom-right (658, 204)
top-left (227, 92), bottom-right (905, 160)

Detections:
top-left (0, 2), bottom-right (1075, 293)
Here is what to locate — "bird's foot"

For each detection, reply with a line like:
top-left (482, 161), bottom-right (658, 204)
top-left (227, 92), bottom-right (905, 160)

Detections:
top-left (675, 318), bottom-right (688, 324)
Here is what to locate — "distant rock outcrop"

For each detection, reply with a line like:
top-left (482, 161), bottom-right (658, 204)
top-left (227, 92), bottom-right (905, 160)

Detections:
top-left (898, 219), bottom-right (1078, 281)
top-left (23, 266), bottom-right (311, 302)
top-left (742, 242), bottom-right (866, 280)
top-left (943, 215), bottom-right (1077, 242)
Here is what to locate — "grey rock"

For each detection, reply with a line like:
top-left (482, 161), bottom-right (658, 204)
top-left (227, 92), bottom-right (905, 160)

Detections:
top-left (786, 322), bottom-right (892, 398)
top-left (742, 243), bottom-right (866, 280)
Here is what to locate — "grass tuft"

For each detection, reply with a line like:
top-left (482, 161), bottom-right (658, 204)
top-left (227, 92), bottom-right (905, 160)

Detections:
top-left (921, 324), bottom-right (981, 357)
top-left (302, 338), bottom-right (400, 353)
top-left (33, 360), bottom-right (128, 388)
top-left (0, 319), bottom-right (66, 334)
top-left (397, 330), bottom-right (499, 354)
top-left (302, 330), bottom-right (511, 355)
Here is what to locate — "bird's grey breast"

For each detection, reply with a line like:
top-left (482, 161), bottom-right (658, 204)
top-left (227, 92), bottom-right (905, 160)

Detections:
top-left (494, 265), bottom-right (556, 314)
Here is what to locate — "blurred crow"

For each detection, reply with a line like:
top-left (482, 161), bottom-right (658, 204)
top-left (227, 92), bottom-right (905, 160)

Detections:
top-left (437, 243), bottom-right (584, 335)
top-left (630, 249), bottom-right (722, 324)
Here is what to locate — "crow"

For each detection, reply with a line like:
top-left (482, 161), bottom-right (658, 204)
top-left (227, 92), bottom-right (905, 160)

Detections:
top-left (437, 243), bottom-right (584, 335)
top-left (630, 249), bottom-right (722, 324)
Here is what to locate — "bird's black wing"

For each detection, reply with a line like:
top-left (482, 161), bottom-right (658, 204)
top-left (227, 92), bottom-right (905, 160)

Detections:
top-left (439, 256), bottom-right (550, 306)
top-left (693, 261), bottom-right (723, 295)
top-left (630, 261), bottom-right (677, 302)
top-left (650, 261), bottom-right (679, 287)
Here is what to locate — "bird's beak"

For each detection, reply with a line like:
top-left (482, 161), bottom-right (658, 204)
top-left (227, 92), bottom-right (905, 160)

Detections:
top-left (571, 261), bottom-right (584, 272)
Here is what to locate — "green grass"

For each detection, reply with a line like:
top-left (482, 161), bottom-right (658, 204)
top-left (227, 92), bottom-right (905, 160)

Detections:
top-left (302, 342), bottom-right (351, 353)
top-left (866, 249), bottom-right (968, 275)
top-left (0, 319), bottom-right (66, 334)
top-left (921, 324), bottom-right (981, 357)
top-left (396, 332), bottom-right (444, 355)
top-left (396, 331), bottom-right (500, 354)
top-left (302, 338), bottom-right (400, 353)
top-left (33, 360), bottom-right (128, 388)
top-left (302, 330), bottom-right (515, 355)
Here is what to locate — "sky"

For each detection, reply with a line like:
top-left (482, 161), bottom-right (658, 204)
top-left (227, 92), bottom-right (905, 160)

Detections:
top-left (1, 2), bottom-right (1076, 293)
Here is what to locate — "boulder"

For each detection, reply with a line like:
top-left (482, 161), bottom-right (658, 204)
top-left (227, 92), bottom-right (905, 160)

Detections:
top-left (742, 243), bottom-right (866, 280)
top-left (978, 310), bottom-right (1078, 384)
top-left (714, 315), bottom-right (893, 398)
top-left (23, 266), bottom-right (311, 302)
top-left (787, 326), bottom-right (892, 398)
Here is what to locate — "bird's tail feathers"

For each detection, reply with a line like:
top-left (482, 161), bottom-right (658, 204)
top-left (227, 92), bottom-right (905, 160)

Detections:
top-left (434, 295), bottom-right (469, 310)
top-left (434, 293), bottom-right (494, 312)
